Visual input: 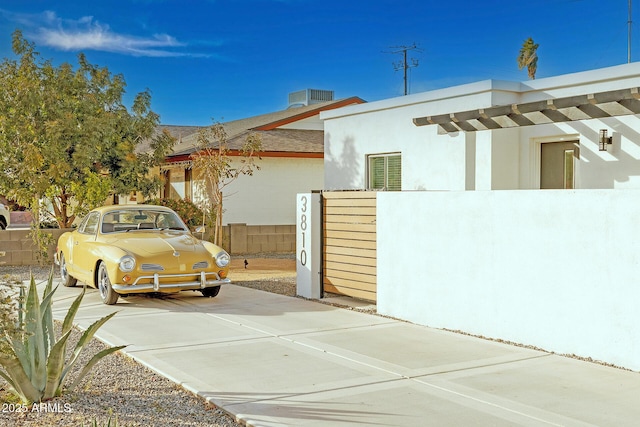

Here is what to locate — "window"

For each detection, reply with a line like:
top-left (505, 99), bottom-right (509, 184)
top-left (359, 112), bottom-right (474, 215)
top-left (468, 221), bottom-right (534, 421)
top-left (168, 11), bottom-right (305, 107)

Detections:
top-left (367, 153), bottom-right (401, 191)
top-left (79, 212), bottom-right (100, 235)
top-left (101, 209), bottom-right (187, 233)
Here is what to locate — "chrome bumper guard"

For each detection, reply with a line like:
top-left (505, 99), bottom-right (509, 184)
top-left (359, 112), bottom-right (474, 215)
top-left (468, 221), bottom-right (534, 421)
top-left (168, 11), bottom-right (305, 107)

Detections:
top-left (112, 271), bottom-right (231, 293)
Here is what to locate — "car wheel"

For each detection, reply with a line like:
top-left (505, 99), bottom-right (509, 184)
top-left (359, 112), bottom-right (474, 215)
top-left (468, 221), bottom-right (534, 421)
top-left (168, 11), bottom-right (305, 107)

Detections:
top-left (201, 286), bottom-right (221, 298)
top-left (59, 253), bottom-right (77, 287)
top-left (97, 262), bottom-right (119, 305)
top-left (0, 218), bottom-right (6, 230)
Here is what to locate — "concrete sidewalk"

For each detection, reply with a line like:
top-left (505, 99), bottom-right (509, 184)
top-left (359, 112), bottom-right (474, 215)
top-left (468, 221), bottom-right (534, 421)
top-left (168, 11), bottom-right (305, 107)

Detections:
top-left (48, 282), bottom-right (640, 427)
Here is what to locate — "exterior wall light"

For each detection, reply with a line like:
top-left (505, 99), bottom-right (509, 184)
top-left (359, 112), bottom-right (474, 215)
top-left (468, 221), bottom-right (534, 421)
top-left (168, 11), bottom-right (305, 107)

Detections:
top-left (599, 129), bottom-right (613, 151)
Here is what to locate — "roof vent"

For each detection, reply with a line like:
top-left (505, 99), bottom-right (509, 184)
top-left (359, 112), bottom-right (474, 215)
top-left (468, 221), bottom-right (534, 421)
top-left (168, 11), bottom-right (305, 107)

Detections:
top-left (288, 89), bottom-right (334, 108)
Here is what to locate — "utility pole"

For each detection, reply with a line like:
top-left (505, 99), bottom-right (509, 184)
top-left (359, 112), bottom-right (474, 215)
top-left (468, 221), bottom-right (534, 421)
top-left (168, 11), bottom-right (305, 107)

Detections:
top-left (386, 43), bottom-right (422, 95)
top-left (629, 0), bottom-right (633, 63)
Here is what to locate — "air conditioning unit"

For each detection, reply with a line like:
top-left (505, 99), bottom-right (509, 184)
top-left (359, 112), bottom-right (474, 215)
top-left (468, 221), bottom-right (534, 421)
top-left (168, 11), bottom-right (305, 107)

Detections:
top-left (288, 89), bottom-right (334, 108)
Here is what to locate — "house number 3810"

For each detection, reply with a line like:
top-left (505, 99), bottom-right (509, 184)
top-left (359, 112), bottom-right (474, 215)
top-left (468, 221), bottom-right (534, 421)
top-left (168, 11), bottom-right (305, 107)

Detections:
top-left (299, 196), bottom-right (307, 266)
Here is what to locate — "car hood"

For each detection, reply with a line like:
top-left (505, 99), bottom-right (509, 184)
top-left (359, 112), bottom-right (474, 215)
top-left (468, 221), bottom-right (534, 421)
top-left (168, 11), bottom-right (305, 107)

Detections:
top-left (106, 232), bottom-right (204, 256)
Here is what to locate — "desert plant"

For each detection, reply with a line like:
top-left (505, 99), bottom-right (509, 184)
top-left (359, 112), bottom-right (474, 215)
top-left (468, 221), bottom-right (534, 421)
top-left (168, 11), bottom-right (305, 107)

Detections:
top-left (0, 276), bottom-right (22, 357)
top-left (27, 227), bottom-right (54, 266)
top-left (0, 271), bottom-right (125, 403)
top-left (191, 122), bottom-right (261, 246)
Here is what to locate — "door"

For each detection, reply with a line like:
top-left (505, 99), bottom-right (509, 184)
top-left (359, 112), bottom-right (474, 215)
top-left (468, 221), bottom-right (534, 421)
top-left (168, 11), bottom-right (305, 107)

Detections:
top-left (322, 191), bottom-right (377, 302)
top-left (69, 211), bottom-right (100, 280)
top-left (540, 141), bottom-right (579, 189)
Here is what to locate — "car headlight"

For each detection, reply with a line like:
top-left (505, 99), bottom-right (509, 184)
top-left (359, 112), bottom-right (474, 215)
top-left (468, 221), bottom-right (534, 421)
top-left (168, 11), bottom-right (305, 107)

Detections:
top-left (215, 251), bottom-right (230, 268)
top-left (119, 255), bottom-right (136, 272)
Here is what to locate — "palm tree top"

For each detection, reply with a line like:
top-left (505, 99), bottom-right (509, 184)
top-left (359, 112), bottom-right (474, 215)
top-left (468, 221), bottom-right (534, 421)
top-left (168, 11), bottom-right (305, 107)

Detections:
top-left (518, 37), bottom-right (539, 80)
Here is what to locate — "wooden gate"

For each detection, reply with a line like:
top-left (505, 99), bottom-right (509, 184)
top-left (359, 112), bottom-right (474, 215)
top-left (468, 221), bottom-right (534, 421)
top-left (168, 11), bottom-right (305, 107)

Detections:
top-left (322, 191), bottom-right (377, 301)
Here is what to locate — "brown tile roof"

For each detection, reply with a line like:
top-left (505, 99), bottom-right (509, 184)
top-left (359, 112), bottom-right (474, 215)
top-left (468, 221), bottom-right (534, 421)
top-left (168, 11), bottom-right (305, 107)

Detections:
top-left (136, 125), bottom-right (201, 154)
top-left (236, 129), bottom-right (323, 153)
top-left (163, 97), bottom-right (364, 158)
top-left (155, 125), bottom-right (201, 142)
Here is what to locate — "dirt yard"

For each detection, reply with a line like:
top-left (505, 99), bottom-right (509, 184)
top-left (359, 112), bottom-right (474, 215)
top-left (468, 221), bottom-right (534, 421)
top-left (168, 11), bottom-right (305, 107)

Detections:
top-left (229, 255), bottom-right (296, 281)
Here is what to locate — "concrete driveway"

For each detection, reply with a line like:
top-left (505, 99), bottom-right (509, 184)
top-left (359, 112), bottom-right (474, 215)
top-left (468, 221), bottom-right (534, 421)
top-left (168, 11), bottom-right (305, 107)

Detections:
top-left (48, 282), bottom-right (640, 427)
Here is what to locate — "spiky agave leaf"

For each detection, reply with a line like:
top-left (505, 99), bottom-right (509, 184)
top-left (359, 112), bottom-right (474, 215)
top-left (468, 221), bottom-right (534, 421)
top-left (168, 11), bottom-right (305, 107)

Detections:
top-left (61, 285), bottom-right (86, 336)
top-left (42, 328), bottom-right (73, 399)
top-left (1, 275), bottom-right (55, 401)
top-left (20, 278), bottom-right (39, 380)
top-left (16, 284), bottom-right (25, 337)
top-left (59, 311), bottom-right (119, 387)
top-left (52, 283), bottom-right (125, 394)
top-left (30, 275), bottom-right (60, 395)
top-left (7, 284), bottom-right (34, 383)
top-left (66, 344), bottom-right (126, 393)
top-left (8, 334), bottom-right (29, 378)
top-left (0, 272), bottom-right (123, 404)
top-left (0, 348), bottom-right (42, 403)
top-left (39, 269), bottom-right (57, 354)
top-left (20, 277), bottom-right (48, 393)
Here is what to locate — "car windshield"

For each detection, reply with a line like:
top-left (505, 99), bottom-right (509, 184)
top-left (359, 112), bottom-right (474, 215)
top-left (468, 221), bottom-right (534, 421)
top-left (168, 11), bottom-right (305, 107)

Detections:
top-left (101, 209), bottom-right (188, 234)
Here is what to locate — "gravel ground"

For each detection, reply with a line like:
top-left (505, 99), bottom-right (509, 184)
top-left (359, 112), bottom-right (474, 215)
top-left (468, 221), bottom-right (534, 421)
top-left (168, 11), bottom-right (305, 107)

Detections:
top-left (0, 262), bottom-right (297, 427)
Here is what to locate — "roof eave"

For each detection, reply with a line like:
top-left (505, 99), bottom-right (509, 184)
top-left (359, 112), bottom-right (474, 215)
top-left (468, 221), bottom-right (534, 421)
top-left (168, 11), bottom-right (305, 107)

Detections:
top-left (254, 97), bottom-right (366, 131)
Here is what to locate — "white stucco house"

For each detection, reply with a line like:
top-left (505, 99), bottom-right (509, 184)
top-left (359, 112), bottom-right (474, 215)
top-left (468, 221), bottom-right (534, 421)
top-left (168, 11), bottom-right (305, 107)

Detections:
top-left (157, 92), bottom-right (365, 253)
top-left (319, 63), bottom-right (640, 371)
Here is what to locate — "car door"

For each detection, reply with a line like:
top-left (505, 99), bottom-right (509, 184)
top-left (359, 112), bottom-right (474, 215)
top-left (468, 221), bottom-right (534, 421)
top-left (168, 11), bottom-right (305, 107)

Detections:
top-left (69, 211), bottom-right (100, 281)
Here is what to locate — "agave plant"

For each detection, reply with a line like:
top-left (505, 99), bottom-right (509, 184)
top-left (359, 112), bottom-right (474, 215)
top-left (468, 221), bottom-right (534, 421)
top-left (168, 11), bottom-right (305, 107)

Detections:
top-left (0, 271), bottom-right (125, 403)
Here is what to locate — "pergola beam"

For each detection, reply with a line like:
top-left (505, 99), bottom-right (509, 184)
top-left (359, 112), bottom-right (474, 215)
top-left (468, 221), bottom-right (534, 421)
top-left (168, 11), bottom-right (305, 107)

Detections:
top-left (412, 87), bottom-right (640, 133)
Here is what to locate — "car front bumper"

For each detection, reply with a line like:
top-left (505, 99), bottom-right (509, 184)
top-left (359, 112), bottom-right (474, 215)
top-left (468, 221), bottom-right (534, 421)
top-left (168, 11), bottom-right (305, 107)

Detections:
top-left (111, 271), bottom-right (231, 294)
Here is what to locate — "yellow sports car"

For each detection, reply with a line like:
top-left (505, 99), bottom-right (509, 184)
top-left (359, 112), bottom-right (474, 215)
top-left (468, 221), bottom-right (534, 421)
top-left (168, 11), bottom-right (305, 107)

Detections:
top-left (55, 205), bottom-right (231, 305)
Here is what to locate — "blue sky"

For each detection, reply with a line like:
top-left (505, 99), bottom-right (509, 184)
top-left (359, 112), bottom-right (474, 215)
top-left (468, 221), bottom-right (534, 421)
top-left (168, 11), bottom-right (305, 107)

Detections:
top-left (0, 0), bottom-right (636, 125)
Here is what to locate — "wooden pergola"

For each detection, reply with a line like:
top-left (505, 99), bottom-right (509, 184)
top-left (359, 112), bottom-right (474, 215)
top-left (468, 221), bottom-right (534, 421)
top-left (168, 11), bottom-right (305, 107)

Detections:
top-left (413, 87), bottom-right (640, 134)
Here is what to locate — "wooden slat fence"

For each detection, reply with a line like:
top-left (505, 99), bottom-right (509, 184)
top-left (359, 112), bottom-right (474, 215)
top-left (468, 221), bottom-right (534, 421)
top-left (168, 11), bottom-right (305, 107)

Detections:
top-left (322, 191), bottom-right (377, 301)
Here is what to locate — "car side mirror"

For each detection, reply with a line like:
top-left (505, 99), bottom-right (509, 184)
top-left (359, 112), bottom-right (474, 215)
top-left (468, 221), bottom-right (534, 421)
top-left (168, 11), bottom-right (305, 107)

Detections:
top-left (194, 225), bottom-right (205, 234)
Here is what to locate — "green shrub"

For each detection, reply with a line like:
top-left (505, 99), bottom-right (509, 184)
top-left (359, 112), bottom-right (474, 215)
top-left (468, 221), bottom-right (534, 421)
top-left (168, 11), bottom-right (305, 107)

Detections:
top-left (0, 271), bottom-right (125, 403)
top-left (146, 197), bottom-right (206, 229)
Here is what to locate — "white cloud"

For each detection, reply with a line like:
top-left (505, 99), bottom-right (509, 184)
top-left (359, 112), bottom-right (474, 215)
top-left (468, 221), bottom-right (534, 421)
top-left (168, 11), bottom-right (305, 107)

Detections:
top-left (3, 10), bottom-right (205, 57)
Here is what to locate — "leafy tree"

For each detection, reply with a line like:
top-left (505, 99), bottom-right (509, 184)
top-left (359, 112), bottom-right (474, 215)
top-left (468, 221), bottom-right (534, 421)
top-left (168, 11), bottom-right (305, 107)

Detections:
top-left (0, 30), bottom-right (175, 228)
top-left (190, 123), bottom-right (262, 246)
top-left (517, 37), bottom-right (539, 80)
top-left (145, 197), bottom-right (205, 229)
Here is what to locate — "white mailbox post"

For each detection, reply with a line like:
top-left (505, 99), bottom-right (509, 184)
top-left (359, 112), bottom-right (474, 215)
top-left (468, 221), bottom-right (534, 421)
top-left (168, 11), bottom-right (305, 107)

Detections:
top-left (296, 192), bottom-right (321, 299)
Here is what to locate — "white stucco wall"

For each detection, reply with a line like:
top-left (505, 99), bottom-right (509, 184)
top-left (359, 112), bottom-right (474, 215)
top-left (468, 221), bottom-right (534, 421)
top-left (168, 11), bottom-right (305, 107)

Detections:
top-left (322, 80), bottom-right (520, 191)
top-left (322, 63), bottom-right (640, 192)
top-left (515, 116), bottom-right (640, 190)
top-left (377, 189), bottom-right (640, 371)
top-left (323, 107), bottom-right (469, 191)
top-left (196, 157), bottom-right (323, 225)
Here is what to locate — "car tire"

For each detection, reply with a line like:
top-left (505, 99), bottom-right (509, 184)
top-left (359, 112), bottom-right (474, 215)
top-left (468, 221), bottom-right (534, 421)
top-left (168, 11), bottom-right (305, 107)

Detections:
top-left (59, 253), bottom-right (77, 287)
top-left (0, 218), bottom-right (6, 230)
top-left (97, 262), bottom-right (119, 305)
top-left (201, 286), bottom-right (221, 298)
